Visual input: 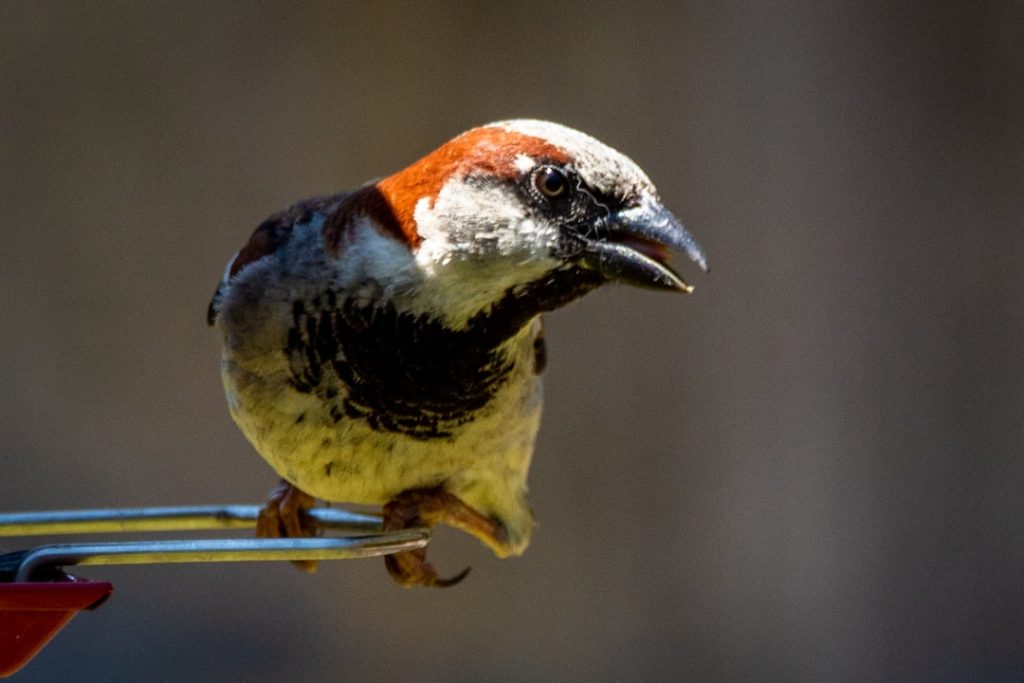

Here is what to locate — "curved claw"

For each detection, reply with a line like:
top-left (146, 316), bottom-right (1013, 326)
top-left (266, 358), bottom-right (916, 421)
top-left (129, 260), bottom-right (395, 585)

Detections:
top-left (384, 547), bottom-right (471, 589)
top-left (433, 565), bottom-right (472, 588)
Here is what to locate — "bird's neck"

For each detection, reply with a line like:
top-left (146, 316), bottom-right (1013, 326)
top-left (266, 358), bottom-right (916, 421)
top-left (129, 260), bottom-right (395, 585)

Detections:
top-left (333, 212), bottom-right (598, 332)
top-left (460, 266), bottom-right (603, 340)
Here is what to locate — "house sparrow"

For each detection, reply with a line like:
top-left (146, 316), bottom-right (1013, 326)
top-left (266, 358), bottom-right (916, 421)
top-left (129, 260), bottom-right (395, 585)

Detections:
top-left (208, 120), bottom-right (707, 587)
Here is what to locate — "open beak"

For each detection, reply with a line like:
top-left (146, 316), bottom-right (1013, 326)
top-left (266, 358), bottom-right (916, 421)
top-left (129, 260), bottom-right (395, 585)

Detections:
top-left (579, 196), bottom-right (708, 292)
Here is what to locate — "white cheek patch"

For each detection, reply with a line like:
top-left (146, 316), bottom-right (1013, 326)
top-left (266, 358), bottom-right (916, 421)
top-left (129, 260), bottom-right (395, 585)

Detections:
top-left (402, 177), bottom-right (563, 326)
top-left (413, 178), bottom-right (558, 264)
top-left (412, 195), bottom-right (452, 275)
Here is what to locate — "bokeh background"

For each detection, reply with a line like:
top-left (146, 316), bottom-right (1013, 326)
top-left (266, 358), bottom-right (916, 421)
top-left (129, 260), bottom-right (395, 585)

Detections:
top-left (3, 2), bottom-right (1022, 680)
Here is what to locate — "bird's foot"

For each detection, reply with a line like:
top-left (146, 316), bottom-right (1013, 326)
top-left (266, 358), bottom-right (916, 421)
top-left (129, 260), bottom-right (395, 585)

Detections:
top-left (256, 479), bottom-right (320, 573)
top-left (382, 487), bottom-right (508, 588)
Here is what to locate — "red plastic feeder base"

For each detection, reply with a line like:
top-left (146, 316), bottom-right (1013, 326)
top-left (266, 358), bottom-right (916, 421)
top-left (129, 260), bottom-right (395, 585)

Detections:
top-left (0, 581), bottom-right (113, 677)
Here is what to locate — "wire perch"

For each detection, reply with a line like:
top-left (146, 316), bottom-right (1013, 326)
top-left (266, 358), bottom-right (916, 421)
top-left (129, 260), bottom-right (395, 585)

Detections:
top-left (0, 505), bottom-right (431, 582)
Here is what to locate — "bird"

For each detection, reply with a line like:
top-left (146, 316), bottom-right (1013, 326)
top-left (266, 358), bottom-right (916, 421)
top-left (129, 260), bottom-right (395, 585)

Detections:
top-left (208, 120), bottom-right (707, 588)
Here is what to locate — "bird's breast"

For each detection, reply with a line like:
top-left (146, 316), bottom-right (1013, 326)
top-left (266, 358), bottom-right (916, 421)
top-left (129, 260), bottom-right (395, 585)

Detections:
top-left (218, 214), bottom-right (552, 440)
top-left (283, 291), bottom-right (525, 439)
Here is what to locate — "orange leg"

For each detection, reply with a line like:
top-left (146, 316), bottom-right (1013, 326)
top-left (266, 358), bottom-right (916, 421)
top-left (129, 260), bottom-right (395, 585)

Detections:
top-left (256, 479), bottom-right (319, 573)
top-left (382, 487), bottom-right (508, 588)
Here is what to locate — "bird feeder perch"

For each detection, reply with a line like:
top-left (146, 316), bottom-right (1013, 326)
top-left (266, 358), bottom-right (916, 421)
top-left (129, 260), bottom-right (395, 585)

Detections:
top-left (0, 505), bottom-right (429, 676)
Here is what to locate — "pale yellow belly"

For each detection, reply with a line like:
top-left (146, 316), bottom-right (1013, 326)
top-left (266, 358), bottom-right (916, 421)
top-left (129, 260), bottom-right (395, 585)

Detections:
top-left (224, 354), bottom-right (543, 554)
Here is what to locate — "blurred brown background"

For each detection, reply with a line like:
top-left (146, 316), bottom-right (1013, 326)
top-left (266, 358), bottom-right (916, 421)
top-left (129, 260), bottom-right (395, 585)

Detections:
top-left (2, 1), bottom-right (1022, 680)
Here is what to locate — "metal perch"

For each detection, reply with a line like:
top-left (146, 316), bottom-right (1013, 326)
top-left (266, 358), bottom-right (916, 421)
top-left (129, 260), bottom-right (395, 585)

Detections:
top-left (0, 504), bottom-right (430, 677)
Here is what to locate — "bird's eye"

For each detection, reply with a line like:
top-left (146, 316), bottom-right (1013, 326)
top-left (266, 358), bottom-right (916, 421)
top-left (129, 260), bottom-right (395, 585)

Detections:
top-left (533, 166), bottom-right (569, 199)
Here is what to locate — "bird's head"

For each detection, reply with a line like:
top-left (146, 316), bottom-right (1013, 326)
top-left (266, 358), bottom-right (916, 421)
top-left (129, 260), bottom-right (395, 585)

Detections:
top-left (347, 120), bottom-right (708, 325)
